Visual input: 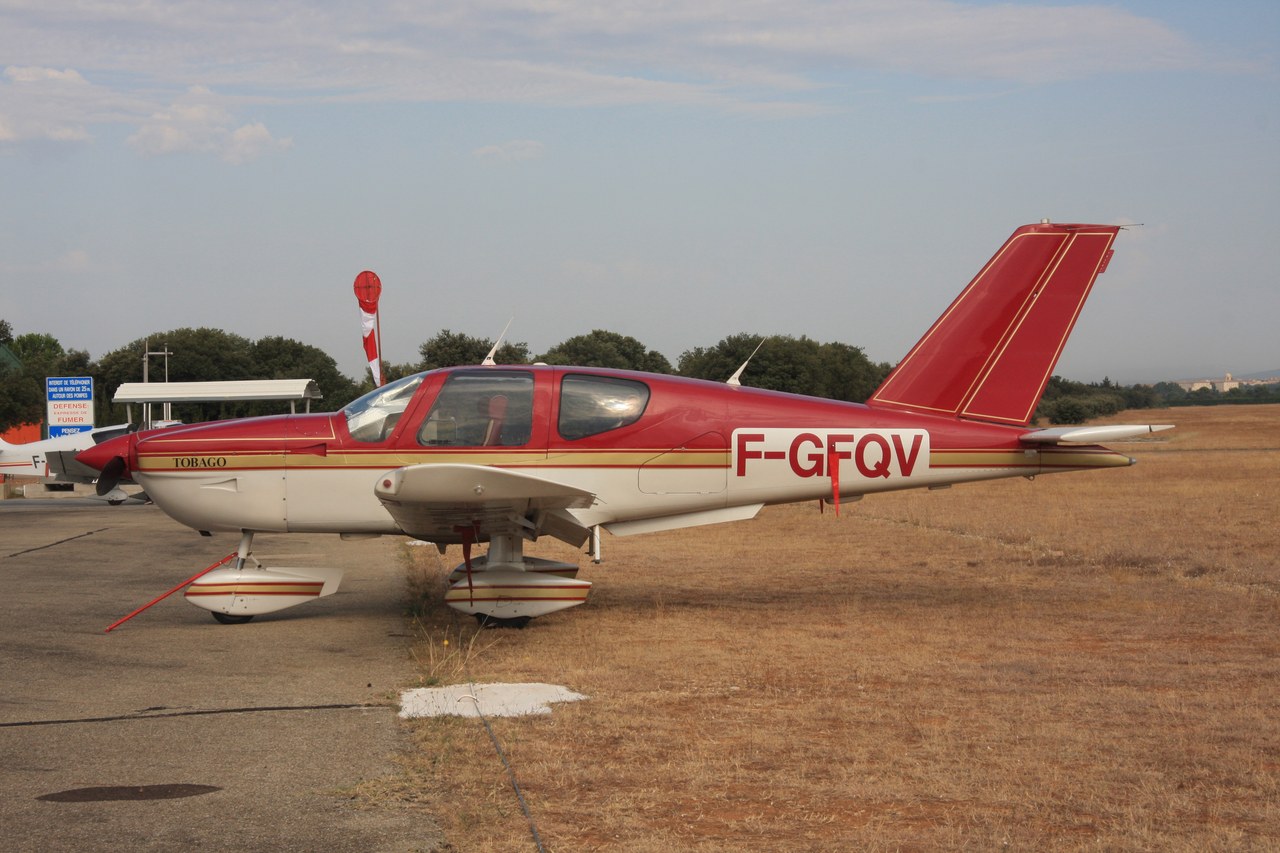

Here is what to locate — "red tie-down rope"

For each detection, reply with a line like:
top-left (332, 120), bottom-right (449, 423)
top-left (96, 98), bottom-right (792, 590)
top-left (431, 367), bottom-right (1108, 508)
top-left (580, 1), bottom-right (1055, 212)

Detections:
top-left (454, 523), bottom-right (481, 605)
top-left (827, 444), bottom-right (842, 517)
top-left (104, 552), bottom-right (238, 632)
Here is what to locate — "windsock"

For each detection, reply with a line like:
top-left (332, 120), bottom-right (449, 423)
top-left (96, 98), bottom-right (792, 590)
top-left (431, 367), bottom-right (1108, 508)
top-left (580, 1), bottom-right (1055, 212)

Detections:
top-left (353, 271), bottom-right (383, 386)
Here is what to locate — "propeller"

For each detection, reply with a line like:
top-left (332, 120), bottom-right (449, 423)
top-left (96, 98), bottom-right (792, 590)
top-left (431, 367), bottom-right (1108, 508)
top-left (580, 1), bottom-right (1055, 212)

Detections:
top-left (95, 455), bottom-right (128, 497)
top-left (76, 432), bottom-right (137, 495)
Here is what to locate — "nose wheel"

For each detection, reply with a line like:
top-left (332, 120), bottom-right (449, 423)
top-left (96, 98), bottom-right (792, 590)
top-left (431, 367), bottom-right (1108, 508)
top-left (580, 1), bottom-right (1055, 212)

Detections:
top-left (475, 613), bottom-right (531, 629)
top-left (211, 612), bottom-right (254, 625)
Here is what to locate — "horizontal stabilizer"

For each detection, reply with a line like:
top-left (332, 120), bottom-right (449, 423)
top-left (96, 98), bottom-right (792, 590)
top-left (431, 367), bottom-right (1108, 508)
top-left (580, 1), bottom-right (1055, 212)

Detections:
top-left (1021, 424), bottom-right (1174, 445)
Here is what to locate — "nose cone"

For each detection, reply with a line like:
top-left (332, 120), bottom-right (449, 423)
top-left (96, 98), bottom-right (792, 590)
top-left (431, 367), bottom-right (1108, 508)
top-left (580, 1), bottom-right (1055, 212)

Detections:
top-left (75, 433), bottom-right (133, 474)
top-left (76, 433), bottom-right (140, 496)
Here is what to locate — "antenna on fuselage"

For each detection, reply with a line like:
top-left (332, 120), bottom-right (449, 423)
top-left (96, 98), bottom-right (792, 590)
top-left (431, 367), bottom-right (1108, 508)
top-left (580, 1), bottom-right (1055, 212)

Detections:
top-left (481, 317), bottom-right (515, 366)
top-left (726, 338), bottom-right (766, 386)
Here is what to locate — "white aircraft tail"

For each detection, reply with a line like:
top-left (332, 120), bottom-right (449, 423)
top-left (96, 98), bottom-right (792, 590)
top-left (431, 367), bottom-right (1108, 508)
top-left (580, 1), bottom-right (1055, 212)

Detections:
top-left (0, 434), bottom-right (40, 477)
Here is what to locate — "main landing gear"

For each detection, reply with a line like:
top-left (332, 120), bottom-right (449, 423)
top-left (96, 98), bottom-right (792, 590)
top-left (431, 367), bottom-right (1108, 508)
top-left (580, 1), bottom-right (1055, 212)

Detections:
top-left (444, 531), bottom-right (591, 627)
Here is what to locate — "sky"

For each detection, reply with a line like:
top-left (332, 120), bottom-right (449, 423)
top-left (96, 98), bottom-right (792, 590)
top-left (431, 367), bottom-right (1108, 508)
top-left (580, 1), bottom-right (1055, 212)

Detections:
top-left (1, 1), bottom-right (1277, 389)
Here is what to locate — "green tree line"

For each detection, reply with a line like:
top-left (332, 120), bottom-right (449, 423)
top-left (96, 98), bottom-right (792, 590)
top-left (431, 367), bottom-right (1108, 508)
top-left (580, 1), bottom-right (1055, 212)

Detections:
top-left (1035, 375), bottom-right (1280, 424)
top-left (0, 320), bottom-right (893, 433)
top-left (3, 317), bottom-right (1275, 433)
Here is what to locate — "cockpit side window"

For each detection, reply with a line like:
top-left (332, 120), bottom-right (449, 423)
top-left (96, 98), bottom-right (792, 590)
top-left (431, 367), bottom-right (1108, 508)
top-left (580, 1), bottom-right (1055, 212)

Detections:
top-left (558, 375), bottom-right (649, 441)
top-left (343, 373), bottom-right (425, 443)
top-left (417, 370), bottom-right (534, 447)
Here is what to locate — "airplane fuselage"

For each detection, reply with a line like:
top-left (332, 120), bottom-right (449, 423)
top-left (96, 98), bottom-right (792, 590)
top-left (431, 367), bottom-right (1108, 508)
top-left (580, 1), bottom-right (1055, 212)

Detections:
top-left (112, 366), bottom-right (1129, 539)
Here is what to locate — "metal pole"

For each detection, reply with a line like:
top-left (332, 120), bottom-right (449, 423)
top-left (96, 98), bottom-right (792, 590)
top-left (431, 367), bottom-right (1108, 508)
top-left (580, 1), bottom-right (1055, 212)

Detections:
top-left (142, 339), bottom-right (149, 428)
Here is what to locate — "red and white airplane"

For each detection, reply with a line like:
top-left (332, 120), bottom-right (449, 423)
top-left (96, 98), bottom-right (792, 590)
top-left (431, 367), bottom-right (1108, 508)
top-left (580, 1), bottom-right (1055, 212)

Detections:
top-left (78, 222), bottom-right (1171, 626)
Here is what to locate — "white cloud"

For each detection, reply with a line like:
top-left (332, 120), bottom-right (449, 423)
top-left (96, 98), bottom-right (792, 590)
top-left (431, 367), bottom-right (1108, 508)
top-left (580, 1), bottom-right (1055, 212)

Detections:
top-left (0, 65), bottom-right (98, 142)
top-left (126, 122), bottom-right (195, 157)
top-left (223, 122), bottom-right (294, 164)
top-left (0, 2), bottom-right (1246, 152)
top-left (0, 3), bottom-right (1222, 103)
top-left (0, 66), bottom-right (288, 161)
top-left (472, 139), bottom-right (545, 162)
top-left (0, 248), bottom-right (94, 277)
top-left (126, 87), bottom-right (291, 163)
top-left (5, 66), bottom-right (87, 85)
top-left (52, 249), bottom-right (91, 273)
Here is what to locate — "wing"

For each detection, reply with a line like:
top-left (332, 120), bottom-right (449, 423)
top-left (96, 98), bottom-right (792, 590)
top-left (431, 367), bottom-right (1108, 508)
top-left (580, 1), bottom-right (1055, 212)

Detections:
top-left (374, 463), bottom-right (596, 545)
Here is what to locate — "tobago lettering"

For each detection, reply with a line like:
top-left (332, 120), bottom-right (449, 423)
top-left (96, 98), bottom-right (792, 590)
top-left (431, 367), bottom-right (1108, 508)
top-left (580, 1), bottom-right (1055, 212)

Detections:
top-left (174, 457), bottom-right (228, 469)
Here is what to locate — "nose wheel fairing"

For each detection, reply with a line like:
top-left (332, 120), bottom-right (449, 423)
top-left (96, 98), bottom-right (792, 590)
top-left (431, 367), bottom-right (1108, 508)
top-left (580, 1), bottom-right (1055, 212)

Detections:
top-left (184, 565), bottom-right (345, 619)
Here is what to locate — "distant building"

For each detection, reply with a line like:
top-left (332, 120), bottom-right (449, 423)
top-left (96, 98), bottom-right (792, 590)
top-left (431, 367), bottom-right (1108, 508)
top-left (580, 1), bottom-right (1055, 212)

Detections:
top-left (1176, 372), bottom-right (1278, 392)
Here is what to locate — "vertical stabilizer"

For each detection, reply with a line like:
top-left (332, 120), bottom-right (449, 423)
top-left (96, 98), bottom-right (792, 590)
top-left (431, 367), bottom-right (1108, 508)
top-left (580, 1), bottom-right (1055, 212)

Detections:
top-left (867, 222), bottom-right (1119, 426)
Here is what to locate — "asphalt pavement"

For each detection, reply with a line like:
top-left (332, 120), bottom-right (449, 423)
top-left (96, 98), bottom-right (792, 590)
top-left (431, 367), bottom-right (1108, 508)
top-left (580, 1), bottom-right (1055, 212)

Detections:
top-left (0, 494), bottom-right (444, 852)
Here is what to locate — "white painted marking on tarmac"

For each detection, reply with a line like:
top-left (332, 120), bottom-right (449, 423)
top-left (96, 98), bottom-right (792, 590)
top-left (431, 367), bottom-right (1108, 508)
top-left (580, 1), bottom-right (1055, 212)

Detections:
top-left (398, 683), bottom-right (587, 718)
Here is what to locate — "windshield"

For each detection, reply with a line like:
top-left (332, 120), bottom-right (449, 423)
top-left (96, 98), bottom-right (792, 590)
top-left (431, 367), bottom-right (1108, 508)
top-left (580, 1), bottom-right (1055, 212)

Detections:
top-left (342, 373), bottom-right (425, 442)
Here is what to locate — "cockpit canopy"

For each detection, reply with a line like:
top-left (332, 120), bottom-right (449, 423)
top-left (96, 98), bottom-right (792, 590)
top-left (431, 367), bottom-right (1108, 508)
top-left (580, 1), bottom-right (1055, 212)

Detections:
top-left (341, 368), bottom-right (652, 446)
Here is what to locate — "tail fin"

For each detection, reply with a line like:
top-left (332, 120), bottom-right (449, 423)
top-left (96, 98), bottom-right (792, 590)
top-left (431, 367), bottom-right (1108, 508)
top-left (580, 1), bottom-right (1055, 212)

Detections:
top-left (867, 222), bottom-right (1119, 426)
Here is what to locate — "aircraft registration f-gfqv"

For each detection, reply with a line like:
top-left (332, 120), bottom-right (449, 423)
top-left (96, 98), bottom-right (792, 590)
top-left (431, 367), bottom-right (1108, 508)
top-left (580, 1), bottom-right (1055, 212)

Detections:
top-left (77, 222), bottom-right (1171, 627)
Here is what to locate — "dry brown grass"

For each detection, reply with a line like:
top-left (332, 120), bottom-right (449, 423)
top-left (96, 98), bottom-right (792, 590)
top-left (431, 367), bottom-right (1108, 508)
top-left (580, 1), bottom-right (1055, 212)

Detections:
top-left (376, 404), bottom-right (1280, 851)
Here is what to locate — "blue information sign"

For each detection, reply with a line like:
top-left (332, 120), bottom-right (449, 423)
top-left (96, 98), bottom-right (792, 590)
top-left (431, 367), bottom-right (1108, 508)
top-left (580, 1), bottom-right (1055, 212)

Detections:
top-left (46, 376), bottom-right (95, 438)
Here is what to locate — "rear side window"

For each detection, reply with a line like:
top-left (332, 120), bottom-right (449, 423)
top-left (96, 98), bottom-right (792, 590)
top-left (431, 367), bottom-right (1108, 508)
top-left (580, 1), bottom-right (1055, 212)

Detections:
top-left (558, 375), bottom-right (649, 441)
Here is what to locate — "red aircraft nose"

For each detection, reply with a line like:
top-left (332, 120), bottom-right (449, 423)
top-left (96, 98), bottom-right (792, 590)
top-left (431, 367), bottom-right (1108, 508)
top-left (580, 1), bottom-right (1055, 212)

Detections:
top-left (75, 433), bottom-right (131, 473)
top-left (76, 433), bottom-right (138, 495)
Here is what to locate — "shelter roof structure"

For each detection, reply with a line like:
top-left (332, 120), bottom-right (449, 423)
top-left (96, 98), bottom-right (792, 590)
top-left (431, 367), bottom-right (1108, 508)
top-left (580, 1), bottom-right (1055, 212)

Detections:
top-left (113, 379), bottom-right (322, 415)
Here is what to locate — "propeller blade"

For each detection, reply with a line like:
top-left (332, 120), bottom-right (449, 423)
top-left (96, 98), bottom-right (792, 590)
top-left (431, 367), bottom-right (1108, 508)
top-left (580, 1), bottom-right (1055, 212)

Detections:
top-left (96, 456), bottom-right (126, 497)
